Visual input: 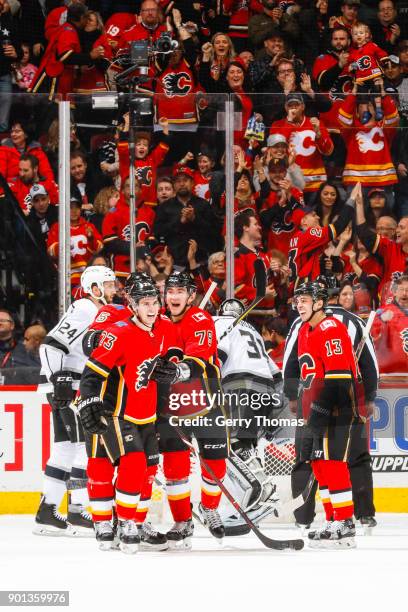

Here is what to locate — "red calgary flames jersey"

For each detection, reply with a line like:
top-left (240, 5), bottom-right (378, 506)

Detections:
top-left (371, 303), bottom-right (408, 374)
top-left (347, 42), bottom-right (388, 82)
top-left (371, 234), bottom-right (408, 298)
top-left (270, 116), bottom-right (333, 192)
top-left (117, 141), bottom-right (169, 205)
top-left (288, 225), bottom-right (336, 287)
top-left (155, 60), bottom-right (198, 125)
top-left (298, 315), bottom-right (358, 418)
top-left (234, 246), bottom-right (275, 308)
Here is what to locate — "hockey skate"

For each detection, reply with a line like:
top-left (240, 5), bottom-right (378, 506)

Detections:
top-left (117, 520), bottom-right (140, 554)
top-left (33, 496), bottom-right (68, 536)
top-left (137, 521), bottom-right (168, 551)
top-left (166, 519), bottom-right (194, 550)
top-left (360, 516), bottom-right (377, 536)
top-left (67, 504), bottom-right (94, 537)
top-left (295, 522), bottom-right (311, 537)
top-left (198, 504), bottom-right (225, 541)
top-left (309, 519), bottom-right (356, 549)
top-left (94, 521), bottom-right (115, 551)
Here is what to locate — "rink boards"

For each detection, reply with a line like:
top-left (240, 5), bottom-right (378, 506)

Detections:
top-left (0, 385), bottom-right (407, 514)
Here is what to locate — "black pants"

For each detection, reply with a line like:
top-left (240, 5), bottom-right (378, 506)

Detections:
top-left (291, 419), bottom-right (375, 524)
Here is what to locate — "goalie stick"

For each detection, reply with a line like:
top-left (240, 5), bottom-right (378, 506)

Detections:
top-left (218, 259), bottom-right (267, 342)
top-left (170, 421), bottom-right (304, 551)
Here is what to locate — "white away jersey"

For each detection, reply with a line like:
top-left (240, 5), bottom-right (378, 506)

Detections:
top-left (39, 298), bottom-right (99, 391)
top-left (213, 316), bottom-right (279, 384)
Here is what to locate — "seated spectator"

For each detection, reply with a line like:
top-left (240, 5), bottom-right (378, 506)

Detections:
top-left (0, 120), bottom-right (54, 182)
top-left (371, 274), bottom-right (408, 376)
top-left (314, 181), bottom-right (343, 227)
top-left (252, 133), bottom-right (305, 192)
top-left (365, 187), bottom-right (395, 229)
top-left (153, 166), bottom-right (223, 267)
top-left (355, 187), bottom-right (408, 304)
top-left (259, 58), bottom-right (331, 127)
top-left (156, 176), bottom-right (176, 204)
top-left (188, 246), bottom-right (226, 310)
top-left (238, 49), bottom-right (254, 70)
top-left (248, 0), bottom-right (299, 51)
top-left (43, 119), bottom-right (83, 178)
top-left (13, 43), bottom-right (37, 91)
top-left (234, 209), bottom-right (277, 310)
top-left (338, 78), bottom-right (399, 203)
top-left (70, 149), bottom-right (112, 214)
top-left (89, 185), bottom-right (120, 233)
top-left (0, 309), bottom-right (40, 384)
top-left (248, 30), bottom-right (298, 91)
top-left (75, 10), bottom-right (112, 93)
top-left (337, 280), bottom-right (356, 312)
top-left (375, 215), bottom-right (397, 239)
top-left (9, 154), bottom-right (59, 215)
top-left (261, 316), bottom-right (288, 369)
top-left (371, 0), bottom-right (407, 54)
top-left (96, 132), bottom-right (120, 188)
top-left (146, 242), bottom-right (174, 276)
top-left (47, 198), bottom-right (103, 287)
top-left (329, 0), bottom-right (359, 35)
top-left (22, 324), bottom-right (47, 367)
top-left (398, 39), bottom-right (408, 75)
top-left (341, 236), bottom-right (383, 308)
top-left (25, 183), bottom-right (59, 248)
top-left (297, 0), bottom-right (331, 70)
top-left (271, 93), bottom-right (334, 203)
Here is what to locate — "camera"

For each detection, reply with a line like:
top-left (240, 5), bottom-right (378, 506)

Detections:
top-left (155, 32), bottom-right (178, 54)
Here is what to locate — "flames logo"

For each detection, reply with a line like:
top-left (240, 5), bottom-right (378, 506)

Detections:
top-left (135, 355), bottom-right (159, 391)
top-left (135, 166), bottom-right (153, 187)
top-left (162, 72), bottom-right (192, 98)
top-left (400, 329), bottom-right (408, 355)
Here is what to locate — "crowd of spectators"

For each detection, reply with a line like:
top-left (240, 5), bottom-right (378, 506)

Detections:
top-left (0, 0), bottom-right (407, 381)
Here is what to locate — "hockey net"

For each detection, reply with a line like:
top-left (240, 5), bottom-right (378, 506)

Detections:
top-left (149, 437), bottom-right (296, 524)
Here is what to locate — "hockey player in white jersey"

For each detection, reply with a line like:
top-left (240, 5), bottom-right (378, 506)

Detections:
top-left (213, 299), bottom-right (282, 535)
top-left (33, 266), bottom-right (117, 536)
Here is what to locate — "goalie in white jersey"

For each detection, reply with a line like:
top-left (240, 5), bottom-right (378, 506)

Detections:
top-left (33, 266), bottom-right (117, 536)
top-left (213, 299), bottom-right (282, 534)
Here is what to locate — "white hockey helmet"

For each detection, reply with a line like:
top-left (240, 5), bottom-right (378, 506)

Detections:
top-left (81, 266), bottom-right (116, 298)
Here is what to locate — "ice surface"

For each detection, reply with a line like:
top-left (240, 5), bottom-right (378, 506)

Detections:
top-left (0, 514), bottom-right (407, 612)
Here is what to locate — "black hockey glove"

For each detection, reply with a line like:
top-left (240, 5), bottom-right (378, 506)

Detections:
top-left (308, 403), bottom-right (331, 436)
top-left (82, 329), bottom-right (102, 357)
top-left (150, 357), bottom-right (191, 384)
top-left (50, 371), bottom-right (74, 409)
top-left (77, 396), bottom-right (108, 435)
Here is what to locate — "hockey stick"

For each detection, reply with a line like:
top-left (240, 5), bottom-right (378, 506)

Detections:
top-left (199, 281), bottom-right (218, 310)
top-left (218, 259), bottom-right (267, 342)
top-left (355, 310), bottom-right (376, 361)
top-left (171, 421), bottom-right (304, 550)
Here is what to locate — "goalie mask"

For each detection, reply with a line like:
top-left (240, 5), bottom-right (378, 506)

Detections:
top-left (80, 266), bottom-right (116, 304)
top-left (218, 298), bottom-right (245, 318)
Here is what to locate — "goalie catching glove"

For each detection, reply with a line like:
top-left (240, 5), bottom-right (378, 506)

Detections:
top-left (77, 396), bottom-right (108, 434)
top-left (50, 371), bottom-right (74, 409)
top-left (151, 357), bottom-right (191, 384)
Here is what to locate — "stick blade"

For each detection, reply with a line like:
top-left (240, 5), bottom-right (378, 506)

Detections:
top-left (253, 258), bottom-right (267, 299)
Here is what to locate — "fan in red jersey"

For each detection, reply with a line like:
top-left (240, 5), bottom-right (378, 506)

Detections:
top-left (287, 182), bottom-right (360, 291)
top-left (293, 281), bottom-right (360, 548)
top-left (150, 271), bottom-right (228, 548)
top-left (371, 274), bottom-right (408, 376)
top-left (355, 188), bottom-right (408, 303)
top-left (78, 273), bottom-right (178, 553)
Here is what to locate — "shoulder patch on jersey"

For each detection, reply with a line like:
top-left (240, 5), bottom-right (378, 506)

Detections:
top-left (320, 318), bottom-right (337, 331)
top-left (114, 321), bottom-right (129, 327)
top-left (112, 304), bottom-right (125, 310)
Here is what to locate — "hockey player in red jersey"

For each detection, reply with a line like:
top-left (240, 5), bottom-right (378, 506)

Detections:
top-left (371, 275), bottom-right (408, 375)
top-left (78, 274), bottom-right (177, 553)
top-left (294, 281), bottom-right (359, 548)
top-left (150, 272), bottom-right (228, 548)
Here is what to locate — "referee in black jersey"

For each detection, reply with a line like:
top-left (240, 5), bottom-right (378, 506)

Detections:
top-left (283, 304), bottom-right (379, 529)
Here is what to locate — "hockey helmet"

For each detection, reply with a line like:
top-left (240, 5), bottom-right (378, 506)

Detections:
top-left (81, 266), bottom-right (116, 297)
top-left (218, 298), bottom-right (245, 318)
top-left (124, 272), bottom-right (160, 304)
top-left (165, 271), bottom-right (196, 296)
top-left (293, 281), bottom-right (328, 307)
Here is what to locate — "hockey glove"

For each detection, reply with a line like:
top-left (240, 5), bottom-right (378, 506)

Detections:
top-left (50, 371), bottom-right (74, 409)
top-left (82, 329), bottom-right (102, 357)
top-left (308, 403), bottom-right (331, 436)
top-left (151, 357), bottom-right (191, 384)
top-left (77, 396), bottom-right (108, 435)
